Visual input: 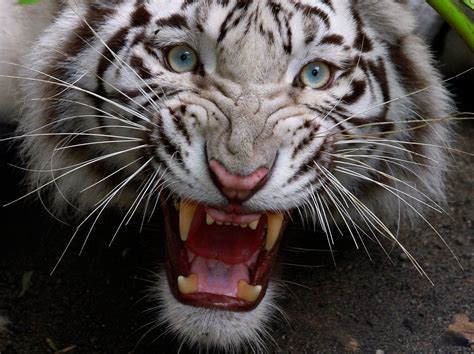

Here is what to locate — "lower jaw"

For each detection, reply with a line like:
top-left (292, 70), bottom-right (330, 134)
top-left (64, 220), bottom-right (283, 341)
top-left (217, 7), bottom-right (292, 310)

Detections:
top-left (161, 196), bottom-right (287, 312)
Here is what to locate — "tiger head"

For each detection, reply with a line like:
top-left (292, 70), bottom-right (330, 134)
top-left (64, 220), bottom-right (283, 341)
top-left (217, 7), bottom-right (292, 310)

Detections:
top-left (18, 0), bottom-right (452, 350)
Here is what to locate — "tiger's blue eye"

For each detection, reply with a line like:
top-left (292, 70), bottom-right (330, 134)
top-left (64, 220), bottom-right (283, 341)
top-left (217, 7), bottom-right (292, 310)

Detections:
top-left (167, 45), bottom-right (198, 73)
top-left (300, 61), bottom-right (332, 89)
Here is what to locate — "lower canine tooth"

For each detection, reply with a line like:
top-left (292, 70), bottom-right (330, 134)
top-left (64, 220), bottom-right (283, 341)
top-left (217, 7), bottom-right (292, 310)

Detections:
top-left (237, 280), bottom-right (262, 302)
top-left (179, 201), bottom-right (197, 242)
top-left (178, 274), bottom-right (199, 295)
top-left (266, 213), bottom-right (284, 251)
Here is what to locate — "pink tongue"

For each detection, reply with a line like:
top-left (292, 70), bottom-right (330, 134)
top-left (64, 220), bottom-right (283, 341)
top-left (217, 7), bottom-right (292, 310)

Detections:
top-left (190, 256), bottom-right (249, 297)
top-left (187, 207), bottom-right (264, 264)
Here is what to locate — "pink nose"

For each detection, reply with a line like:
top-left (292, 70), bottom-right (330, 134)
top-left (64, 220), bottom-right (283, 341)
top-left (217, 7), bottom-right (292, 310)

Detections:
top-left (209, 160), bottom-right (269, 203)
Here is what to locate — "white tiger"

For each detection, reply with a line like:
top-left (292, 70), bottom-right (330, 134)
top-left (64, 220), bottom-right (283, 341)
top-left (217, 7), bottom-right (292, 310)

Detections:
top-left (0, 0), bottom-right (465, 351)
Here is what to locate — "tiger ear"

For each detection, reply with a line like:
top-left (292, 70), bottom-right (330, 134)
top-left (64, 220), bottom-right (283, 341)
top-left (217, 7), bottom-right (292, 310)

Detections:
top-left (353, 0), bottom-right (417, 43)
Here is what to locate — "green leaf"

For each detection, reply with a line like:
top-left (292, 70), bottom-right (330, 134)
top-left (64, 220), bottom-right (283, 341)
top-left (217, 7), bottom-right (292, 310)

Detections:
top-left (17, 0), bottom-right (43, 4)
top-left (426, 0), bottom-right (474, 51)
top-left (464, 0), bottom-right (474, 11)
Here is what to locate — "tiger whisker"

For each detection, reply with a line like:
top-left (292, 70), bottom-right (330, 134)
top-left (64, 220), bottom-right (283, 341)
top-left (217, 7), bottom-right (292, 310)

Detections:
top-left (281, 262), bottom-right (326, 269)
top-left (54, 139), bottom-right (141, 151)
top-left (336, 113), bottom-right (473, 137)
top-left (284, 247), bottom-right (336, 253)
top-left (330, 151), bottom-right (436, 170)
top-left (108, 170), bottom-right (161, 247)
top-left (37, 20), bottom-right (162, 119)
top-left (334, 158), bottom-right (446, 213)
top-left (80, 157), bottom-right (144, 193)
top-left (125, 170), bottom-right (161, 227)
top-left (78, 158), bottom-right (154, 256)
top-left (319, 179), bottom-right (361, 251)
top-left (324, 67), bottom-right (474, 133)
top-left (3, 144), bottom-right (149, 207)
top-left (333, 166), bottom-right (461, 268)
top-left (320, 169), bottom-right (398, 263)
top-left (0, 68), bottom-right (151, 126)
top-left (8, 114), bottom-right (147, 142)
top-left (50, 157), bottom-right (153, 272)
top-left (335, 139), bottom-right (440, 164)
top-left (316, 164), bottom-right (432, 282)
top-left (335, 164), bottom-right (443, 213)
top-left (1, 131), bottom-right (142, 143)
top-left (35, 177), bottom-right (71, 226)
top-left (140, 169), bottom-right (169, 233)
top-left (70, 7), bottom-right (168, 110)
top-left (33, 97), bottom-right (149, 130)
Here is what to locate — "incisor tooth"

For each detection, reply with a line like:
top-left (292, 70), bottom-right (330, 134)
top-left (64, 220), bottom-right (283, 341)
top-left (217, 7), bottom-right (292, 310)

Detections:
top-left (179, 201), bottom-right (197, 242)
top-left (178, 274), bottom-right (199, 295)
top-left (249, 218), bottom-right (259, 230)
top-left (206, 214), bottom-right (215, 225)
top-left (266, 213), bottom-right (284, 251)
top-left (237, 280), bottom-right (262, 302)
top-left (240, 224), bottom-right (248, 228)
top-left (216, 221), bottom-right (223, 225)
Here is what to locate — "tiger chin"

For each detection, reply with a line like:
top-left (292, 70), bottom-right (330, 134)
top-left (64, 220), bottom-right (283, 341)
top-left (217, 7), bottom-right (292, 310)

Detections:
top-left (1, 0), bottom-right (454, 352)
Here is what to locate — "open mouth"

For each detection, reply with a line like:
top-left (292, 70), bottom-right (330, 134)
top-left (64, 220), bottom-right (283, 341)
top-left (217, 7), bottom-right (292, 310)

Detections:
top-left (161, 196), bottom-right (288, 311)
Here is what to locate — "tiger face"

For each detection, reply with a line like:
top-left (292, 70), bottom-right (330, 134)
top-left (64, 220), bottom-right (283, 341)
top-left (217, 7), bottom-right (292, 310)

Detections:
top-left (17, 0), bottom-right (452, 350)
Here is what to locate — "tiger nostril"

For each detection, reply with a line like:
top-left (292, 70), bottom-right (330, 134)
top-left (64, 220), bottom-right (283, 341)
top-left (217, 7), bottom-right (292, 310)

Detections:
top-left (209, 160), bottom-right (269, 203)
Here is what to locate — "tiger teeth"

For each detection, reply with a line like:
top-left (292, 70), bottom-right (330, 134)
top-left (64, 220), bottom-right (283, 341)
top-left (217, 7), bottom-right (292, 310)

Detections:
top-left (266, 213), bottom-right (284, 251)
top-left (206, 214), bottom-right (215, 225)
top-left (178, 274), bottom-right (199, 295)
top-left (249, 218), bottom-right (260, 230)
top-left (237, 280), bottom-right (262, 302)
top-left (179, 201), bottom-right (197, 242)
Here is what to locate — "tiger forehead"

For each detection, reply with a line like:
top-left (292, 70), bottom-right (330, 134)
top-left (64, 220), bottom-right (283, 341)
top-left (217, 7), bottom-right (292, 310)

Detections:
top-left (146, 0), bottom-right (354, 82)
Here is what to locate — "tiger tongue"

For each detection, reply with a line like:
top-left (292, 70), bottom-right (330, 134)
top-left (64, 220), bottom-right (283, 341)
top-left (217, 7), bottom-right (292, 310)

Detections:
top-left (186, 207), bottom-right (264, 264)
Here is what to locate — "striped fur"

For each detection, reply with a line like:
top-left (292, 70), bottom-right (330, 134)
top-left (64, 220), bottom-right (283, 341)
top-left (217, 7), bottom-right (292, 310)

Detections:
top-left (5, 0), bottom-right (453, 350)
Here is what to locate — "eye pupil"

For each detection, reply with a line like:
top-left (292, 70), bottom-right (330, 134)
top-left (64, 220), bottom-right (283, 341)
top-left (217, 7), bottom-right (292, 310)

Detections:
top-left (167, 45), bottom-right (198, 73)
top-left (299, 61), bottom-right (331, 89)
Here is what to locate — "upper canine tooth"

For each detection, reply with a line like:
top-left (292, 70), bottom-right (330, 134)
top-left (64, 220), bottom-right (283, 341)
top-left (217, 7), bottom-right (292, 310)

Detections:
top-left (206, 214), bottom-right (215, 225)
top-left (249, 218), bottom-right (260, 230)
top-left (237, 280), bottom-right (262, 302)
top-left (179, 201), bottom-right (197, 242)
top-left (178, 274), bottom-right (199, 295)
top-left (266, 213), bottom-right (284, 251)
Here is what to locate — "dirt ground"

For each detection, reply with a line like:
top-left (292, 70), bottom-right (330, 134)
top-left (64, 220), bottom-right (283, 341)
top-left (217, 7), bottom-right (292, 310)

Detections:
top-left (0, 83), bottom-right (473, 353)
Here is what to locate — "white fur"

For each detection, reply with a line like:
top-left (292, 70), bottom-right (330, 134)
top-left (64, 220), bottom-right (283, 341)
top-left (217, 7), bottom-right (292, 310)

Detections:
top-left (0, 0), bottom-right (61, 122)
top-left (149, 272), bottom-right (281, 352)
top-left (0, 0), bottom-right (458, 351)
